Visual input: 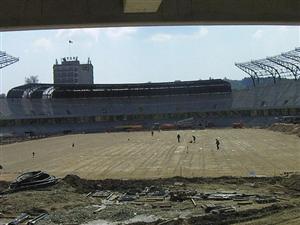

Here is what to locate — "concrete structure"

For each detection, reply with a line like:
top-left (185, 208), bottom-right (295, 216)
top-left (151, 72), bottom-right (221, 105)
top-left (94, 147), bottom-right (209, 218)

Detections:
top-left (53, 57), bottom-right (93, 84)
top-left (0, 0), bottom-right (300, 31)
top-left (0, 80), bottom-right (299, 136)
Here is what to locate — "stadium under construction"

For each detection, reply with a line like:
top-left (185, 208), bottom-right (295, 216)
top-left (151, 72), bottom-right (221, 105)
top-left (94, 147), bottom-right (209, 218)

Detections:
top-left (1, 2), bottom-right (300, 225)
top-left (0, 48), bottom-right (299, 137)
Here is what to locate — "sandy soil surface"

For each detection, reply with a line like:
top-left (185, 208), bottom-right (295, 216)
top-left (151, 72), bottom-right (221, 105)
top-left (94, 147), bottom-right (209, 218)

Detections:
top-left (0, 129), bottom-right (299, 181)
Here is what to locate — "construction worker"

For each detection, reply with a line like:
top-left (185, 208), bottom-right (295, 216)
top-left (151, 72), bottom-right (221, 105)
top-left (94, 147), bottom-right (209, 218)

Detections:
top-left (72, 143), bottom-right (75, 148)
top-left (192, 135), bottom-right (196, 143)
top-left (32, 152), bottom-right (35, 158)
top-left (177, 134), bottom-right (181, 143)
top-left (216, 139), bottom-right (220, 150)
top-left (151, 130), bottom-right (154, 136)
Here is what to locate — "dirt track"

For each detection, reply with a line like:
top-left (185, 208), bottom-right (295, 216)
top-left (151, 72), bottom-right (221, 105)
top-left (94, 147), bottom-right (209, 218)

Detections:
top-left (0, 129), bottom-right (299, 181)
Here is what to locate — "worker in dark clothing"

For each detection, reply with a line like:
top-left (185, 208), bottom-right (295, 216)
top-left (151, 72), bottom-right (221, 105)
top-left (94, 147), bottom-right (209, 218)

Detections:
top-left (177, 134), bottom-right (181, 143)
top-left (32, 152), bottom-right (35, 158)
top-left (151, 130), bottom-right (154, 136)
top-left (216, 139), bottom-right (220, 150)
top-left (72, 143), bottom-right (75, 148)
top-left (192, 135), bottom-right (196, 143)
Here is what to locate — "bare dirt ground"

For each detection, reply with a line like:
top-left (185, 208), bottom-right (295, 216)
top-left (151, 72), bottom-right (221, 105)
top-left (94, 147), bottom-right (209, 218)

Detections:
top-left (0, 175), bottom-right (300, 225)
top-left (0, 128), bottom-right (299, 181)
top-left (269, 123), bottom-right (300, 137)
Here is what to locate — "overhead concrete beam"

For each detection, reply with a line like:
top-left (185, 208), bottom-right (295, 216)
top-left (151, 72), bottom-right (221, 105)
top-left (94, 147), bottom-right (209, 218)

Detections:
top-left (0, 0), bottom-right (300, 31)
top-left (124, 0), bottom-right (162, 13)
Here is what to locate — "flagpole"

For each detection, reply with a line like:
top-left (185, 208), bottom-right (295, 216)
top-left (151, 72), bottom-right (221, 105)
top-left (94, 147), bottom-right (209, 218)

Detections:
top-left (68, 41), bottom-right (71, 57)
top-left (68, 40), bottom-right (73, 57)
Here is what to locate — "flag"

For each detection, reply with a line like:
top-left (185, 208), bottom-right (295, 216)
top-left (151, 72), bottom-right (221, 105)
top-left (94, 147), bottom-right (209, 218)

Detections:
top-left (69, 40), bottom-right (73, 44)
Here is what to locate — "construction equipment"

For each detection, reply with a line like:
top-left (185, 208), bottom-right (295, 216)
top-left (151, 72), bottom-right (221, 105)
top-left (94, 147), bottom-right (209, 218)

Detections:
top-left (232, 122), bottom-right (244, 128)
top-left (176, 117), bottom-right (195, 129)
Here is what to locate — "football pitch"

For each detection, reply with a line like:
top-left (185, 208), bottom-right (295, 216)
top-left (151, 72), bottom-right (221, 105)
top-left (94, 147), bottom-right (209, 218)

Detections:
top-left (0, 128), bottom-right (299, 181)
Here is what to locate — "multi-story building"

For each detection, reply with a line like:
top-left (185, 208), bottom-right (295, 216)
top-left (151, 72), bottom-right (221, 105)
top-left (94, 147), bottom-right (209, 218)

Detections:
top-left (53, 57), bottom-right (93, 84)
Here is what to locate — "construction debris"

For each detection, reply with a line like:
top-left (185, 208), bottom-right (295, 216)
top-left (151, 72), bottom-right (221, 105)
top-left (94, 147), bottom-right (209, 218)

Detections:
top-left (196, 191), bottom-right (257, 201)
top-left (92, 205), bottom-right (107, 214)
top-left (202, 203), bottom-right (219, 213)
top-left (134, 197), bottom-right (165, 204)
top-left (26, 213), bottom-right (48, 225)
top-left (174, 182), bottom-right (184, 187)
top-left (107, 193), bottom-right (120, 201)
top-left (8, 171), bottom-right (58, 192)
top-left (7, 213), bottom-right (29, 225)
top-left (142, 186), bottom-right (168, 197)
top-left (191, 198), bottom-right (197, 207)
top-left (119, 194), bottom-right (137, 202)
top-left (0, 175), bottom-right (296, 225)
top-left (91, 190), bottom-right (111, 198)
top-left (151, 202), bottom-right (172, 209)
top-left (211, 206), bottom-right (237, 215)
top-left (202, 203), bottom-right (237, 215)
top-left (170, 190), bottom-right (197, 202)
top-left (237, 201), bottom-right (253, 205)
top-left (255, 196), bottom-right (277, 204)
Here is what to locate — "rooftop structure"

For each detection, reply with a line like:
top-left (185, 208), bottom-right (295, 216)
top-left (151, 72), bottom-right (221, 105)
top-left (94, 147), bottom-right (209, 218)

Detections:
top-left (0, 51), bottom-right (19, 69)
top-left (7, 79), bottom-right (231, 99)
top-left (235, 48), bottom-right (300, 86)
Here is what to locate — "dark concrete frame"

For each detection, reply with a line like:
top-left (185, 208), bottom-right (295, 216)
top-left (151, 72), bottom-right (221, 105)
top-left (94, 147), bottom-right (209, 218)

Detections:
top-left (0, 0), bottom-right (300, 31)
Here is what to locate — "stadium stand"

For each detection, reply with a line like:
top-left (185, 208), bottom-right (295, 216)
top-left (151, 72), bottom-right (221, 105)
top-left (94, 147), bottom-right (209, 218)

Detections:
top-left (2, 46), bottom-right (300, 138)
top-left (0, 78), bottom-right (299, 137)
top-left (232, 80), bottom-right (300, 109)
top-left (3, 80), bottom-right (231, 118)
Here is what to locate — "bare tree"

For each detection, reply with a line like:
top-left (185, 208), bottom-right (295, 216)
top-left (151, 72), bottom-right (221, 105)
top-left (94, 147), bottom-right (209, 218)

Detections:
top-left (25, 75), bottom-right (39, 84)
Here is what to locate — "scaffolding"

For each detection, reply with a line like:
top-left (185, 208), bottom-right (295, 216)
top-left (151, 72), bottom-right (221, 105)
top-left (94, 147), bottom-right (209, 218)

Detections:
top-left (0, 51), bottom-right (19, 69)
top-left (235, 48), bottom-right (300, 86)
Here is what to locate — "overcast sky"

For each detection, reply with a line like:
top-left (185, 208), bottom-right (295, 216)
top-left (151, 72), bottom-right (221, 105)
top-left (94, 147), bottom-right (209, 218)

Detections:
top-left (0, 25), bottom-right (299, 94)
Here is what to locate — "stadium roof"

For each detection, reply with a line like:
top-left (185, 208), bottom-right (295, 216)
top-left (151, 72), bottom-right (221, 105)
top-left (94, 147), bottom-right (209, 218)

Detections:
top-left (0, 51), bottom-right (19, 69)
top-left (7, 79), bottom-right (231, 99)
top-left (0, 0), bottom-right (300, 31)
top-left (235, 48), bottom-right (300, 86)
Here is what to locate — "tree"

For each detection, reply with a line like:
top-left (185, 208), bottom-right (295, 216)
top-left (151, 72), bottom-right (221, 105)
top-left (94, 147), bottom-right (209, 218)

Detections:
top-left (25, 75), bottom-right (39, 84)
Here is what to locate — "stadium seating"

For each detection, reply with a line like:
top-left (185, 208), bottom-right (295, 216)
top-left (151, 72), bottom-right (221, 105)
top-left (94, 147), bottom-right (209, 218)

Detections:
top-left (0, 81), bottom-right (299, 136)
